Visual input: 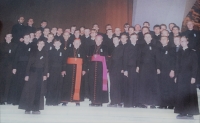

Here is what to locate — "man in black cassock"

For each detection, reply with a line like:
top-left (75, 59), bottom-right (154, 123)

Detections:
top-left (102, 29), bottom-right (114, 56)
top-left (9, 34), bottom-right (32, 105)
top-left (168, 26), bottom-right (181, 48)
top-left (30, 29), bottom-right (42, 51)
top-left (38, 20), bottom-right (48, 32)
top-left (137, 33), bottom-right (160, 108)
top-left (44, 33), bottom-right (54, 51)
top-left (25, 18), bottom-right (36, 34)
top-left (61, 39), bottom-right (87, 106)
top-left (46, 40), bottom-right (63, 106)
top-left (0, 34), bottom-right (18, 105)
top-left (152, 25), bottom-right (161, 48)
top-left (61, 32), bottom-right (73, 50)
top-left (11, 16), bottom-right (26, 44)
top-left (108, 36), bottom-right (124, 107)
top-left (88, 35), bottom-right (109, 106)
top-left (19, 40), bottom-right (48, 114)
top-left (123, 33), bottom-right (141, 107)
top-left (175, 36), bottom-right (199, 119)
top-left (158, 36), bottom-right (176, 109)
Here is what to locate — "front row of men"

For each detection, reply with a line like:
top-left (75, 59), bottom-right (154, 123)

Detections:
top-left (0, 33), bottom-right (199, 119)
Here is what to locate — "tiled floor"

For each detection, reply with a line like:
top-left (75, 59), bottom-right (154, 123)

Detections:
top-left (1, 90), bottom-right (200, 123)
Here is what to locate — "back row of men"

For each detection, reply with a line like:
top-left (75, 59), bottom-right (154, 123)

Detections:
top-left (0, 16), bottom-right (200, 119)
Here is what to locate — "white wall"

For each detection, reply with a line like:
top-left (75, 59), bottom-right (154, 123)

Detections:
top-left (132, 0), bottom-right (196, 30)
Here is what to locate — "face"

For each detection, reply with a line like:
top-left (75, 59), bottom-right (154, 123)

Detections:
top-left (47, 34), bottom-right (54, 41)
top-left (18, 17), bottom-right (24, 24)
top-left (27, 19), bottom-right (34, 26)
top-left (161, 30), bottom-right (169, 36)
top-left (120, 35), bottom-right (127, 44)
top-left (54, 41), bottom-right (61, 48)
top-left (169, 23), bottom-right (175, 31)
top-left (84, 29), bottom-right (90, 36)
top-left (180, 37), bottom-right (188, 47)
top-left (51, 28), bottom-right (57, 35)
top-left (93, 24), bottom-right (99, 31)
top-left (115, 28), bottom-right (121, 35)
top-left (57, 28), bottom-right (63, 35)
top-left (144, 34), bottom-right (152, 43)
top-left (24, 35), bottom-right (30, 44)
top-left (174, 37), bottom-right (181, 46)
top-left (74, 31), bottom-right (80, 38)
top-left (113, 37), bottom-right (120, 46)
top-left (124, 25), bottom-right (129, 32)
top-left (65, 29), bottom-right (70, 33)
top-left (5, 34), bottom-right (13, 42)
top-left (71, 27), bottom-right (76, 33)
top-left (41, 22), bottom-right (47, 28)
top-left (143, 23), bottom-right (150, 28)
top-left (90, 30), bottom-right (97, 38)
top-left (172, 27), bottom-right (179, 35)
top-left (106, 25), bottom-right (112, 30)
top-left (43, 28), bottom-right (50, 36)
top-left (63, 32), bottom-right (70, 40)
top-left (160, 37), bottom-right (169, 46)
top-left (80, 27), bottom-right (85, 34)
top-left (107, 30), bottom-right (113, 36)
top-left (154, 27), bottom-right (160, 34)
top-left (95, 36), bottom-right (103, 46)
top-left (130, 35), bottom-right (138, 44)
top-left (73, 39), bottom-right (81, 48)
top-left (30, 33), bottom-right (35, 39)
top-left (135, 25), bottom-right (141, 32)
top-left (187, 21), bottom-right (194, 30)
top-left (161, 26), bottom-right (167, 31)
top-left (128, 28), bottom-right (134, 35)
top-left (35, 31), bottom-right (42, 38)
top-left (142, 28), bottom-right (149, 34)
top-left (37, 41), bottom-right (45, 49)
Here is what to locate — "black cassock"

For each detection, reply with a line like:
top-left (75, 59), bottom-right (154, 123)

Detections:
top-left (44, 41), bottom-right (54, 51)
top-left (138, 42), bottom-right (160, 106)
top-left (46, 48), bottom-right (63, 105)
top-left (88, 45), bottom-right (109, 104)
top-left (11, 23), bottom-right (26, 44)
top-left (25, 25), bottom-right (36, 34)
top-left (158, 45), bottom-right (176, 107)
top-left (102, 36), bottom-right (114, 56)
top-left (174, 48), bottom-right (199, 115)
top-left (123, 44), bottom-right (141, 107)
top-left (19, 49), bottom-right (48, 111)
top-left (0, 42), bottom-right (18, 104)
top-left (9, 43), bottom-right (32, 105)
top-left (61, 47), bottom-right (87, 102)
top-left (109, 45), bottom-right (124, 105)
top-left (61, 38), bottom-right (73, 51)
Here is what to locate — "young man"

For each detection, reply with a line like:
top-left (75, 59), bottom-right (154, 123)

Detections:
top-left (137, 33), bottom-right (160, 108)
top-left (79, 26), bottom-right (85, 36)
top-left (169, 26), bottom-right (181, 47)
top-left (51, 27), bottom-right (57, 36)
top-left (113, 28), bottom-right (121, 38)
top-left (46, 40), bottom-right (63, 106)
top-left (143, 21), bottom-right (154, 35)
top-left (19, 40), bottom-right (48, 114)
top-left (70, 25), bottom-right (76, 36)
top-left (123, 23), bottom-right (130, 35)
top-left (134, 24), bottom-right (141, 34)
top-left (61, 32), bottom-right (73, 50)
top-left (158, 36), bottom-right (176, 109)
top-left (9, 34), bottom-right (32, 105)
top-left (31, 29), bottom-right (42, 50)
top-left (0, 34), bottom-right (18, 105)
top-left (39, 20), bottom-right (48, 32)
top-left (26, 18), bottom-right (36, 34)
top-left (160, 24), bottom-right (167, 31)
top-left (123, 33), bottom-right (141, 107)
top-left (44, 33), bottom-right (54, 51)
top-left (61, 39), bottom-right (87, 106)
top-left (54, 28), bottom-right (64, 42)
top-left (11, 16), bottom-right (26, 44)
top-left (128, 26), bottom-right (135, 37)
top-left (88, 35), bottom-right (109, 106)
top-left (92, 24), bottom-right (103, 35)
top-left (102, 29), bottom-right (114, 56)
top-left (42, 27), bottom-right (50, 40)
top-left (175, 36), bottom-right (199, 119)
top-left (108, 36), bottom-right (124, 107)
top-left (138, 26), bottom-right (150, 45)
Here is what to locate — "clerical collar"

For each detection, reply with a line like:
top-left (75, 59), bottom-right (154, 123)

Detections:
top-left (85, 35), bottom-right (89, 38)
top-left (189, 29), bottom-right (193, 31)
top-left (155, 34), bottom-right (160, 36)
top-left (131, 43), bottom-right (136, 46)
top-left (183, 47), bottom-right (188, 50)
top-left (55, 48), bottom-right (60, 50)
top-left (6, 41), bottom-right (11, 44)
top-left (176, 45), bottom-right (180, 47)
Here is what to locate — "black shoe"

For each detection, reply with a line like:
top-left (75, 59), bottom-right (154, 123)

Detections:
top-left (89, 103), bottom-right (95, 107)
top-left (117, 104), bottom-right (123, 108)
top-left (107, 103), bottom-right (117, 107)
top-left (176, 114), bottom-right (187, 119)
top-left (95, 104), bottom-right (102, 107)
top-left (187, 115), bottom-right (194, 119)
top-left (139, 104), bottom-right (147, 108)
top-left (25, 110), bottom-right (31, 114)
top-left (62, 103), bottom-right (67, 106)
top-left (76, 103), bottom-right (80, 106)
top-left (0, 102), bottom-right (5, 105)
top-left (150, 105), bottom-right (156, 109)
top-left (32, 111), bottom-right (40, 114)
top-left (158, 106), bottom-right (167, 109)
top-left (167, 106), bottom-right (174, 109)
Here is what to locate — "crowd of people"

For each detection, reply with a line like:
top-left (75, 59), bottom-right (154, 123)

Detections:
top-left (0, 16), bottom-right (200, 119)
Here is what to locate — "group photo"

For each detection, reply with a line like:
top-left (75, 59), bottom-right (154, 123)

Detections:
top-left (0, 0), bottom-right (200, 123)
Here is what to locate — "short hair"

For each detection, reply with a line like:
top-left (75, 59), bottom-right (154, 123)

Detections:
top-left (41, 20), bottom-right (47, 23)
top-left (24, 33), bottom-right (30, 37)
top-left (121, 33), bottom-right (127, 38)
top-left (128, 26), bottom-right (135, 30)
top-left (106, 24), bottom-right (111, 27)
top-left (161, 29), bottom-right (169, 34)
top-left (153, 25), bottom-right (161, 29)
top-left (91, 29), bottom-right (97, 32)
top-left (160, 24), bottom-right (167, 28)
top-left (44, 27), bottom-right (50, 30)
top-left (71, 25), bottom-right (76, 28)
top-left (169, 23), bottom-right (176, 26)
top-left (113, 36), bottom-right (119, 39)
top-left (35, 29), bottom-right (42, 33)
top-left (106, 29), bottom-right (112, 33)
top-left (181, 36), bottom-right (188, 41)
top-left (172, 25), bottom-right (180, 30)
top-left (142, 26), bottom-right (150, 31)
top-left (53, 39), bottom-right (61, 43)
top-left (124, 23), bottom-right (129, 27)
top-left (174, 36), bottom-right (181, 39)
top-left (144, 32), bottom-right (152, 37)
top-left (143, 21), bottom-right (150, 26)
top-left (80, 26), bottom-right (85, 29)
top-left (130, 33), bottom-right (138, 38)
top-left (160, 36), bottom-right (169, 40)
